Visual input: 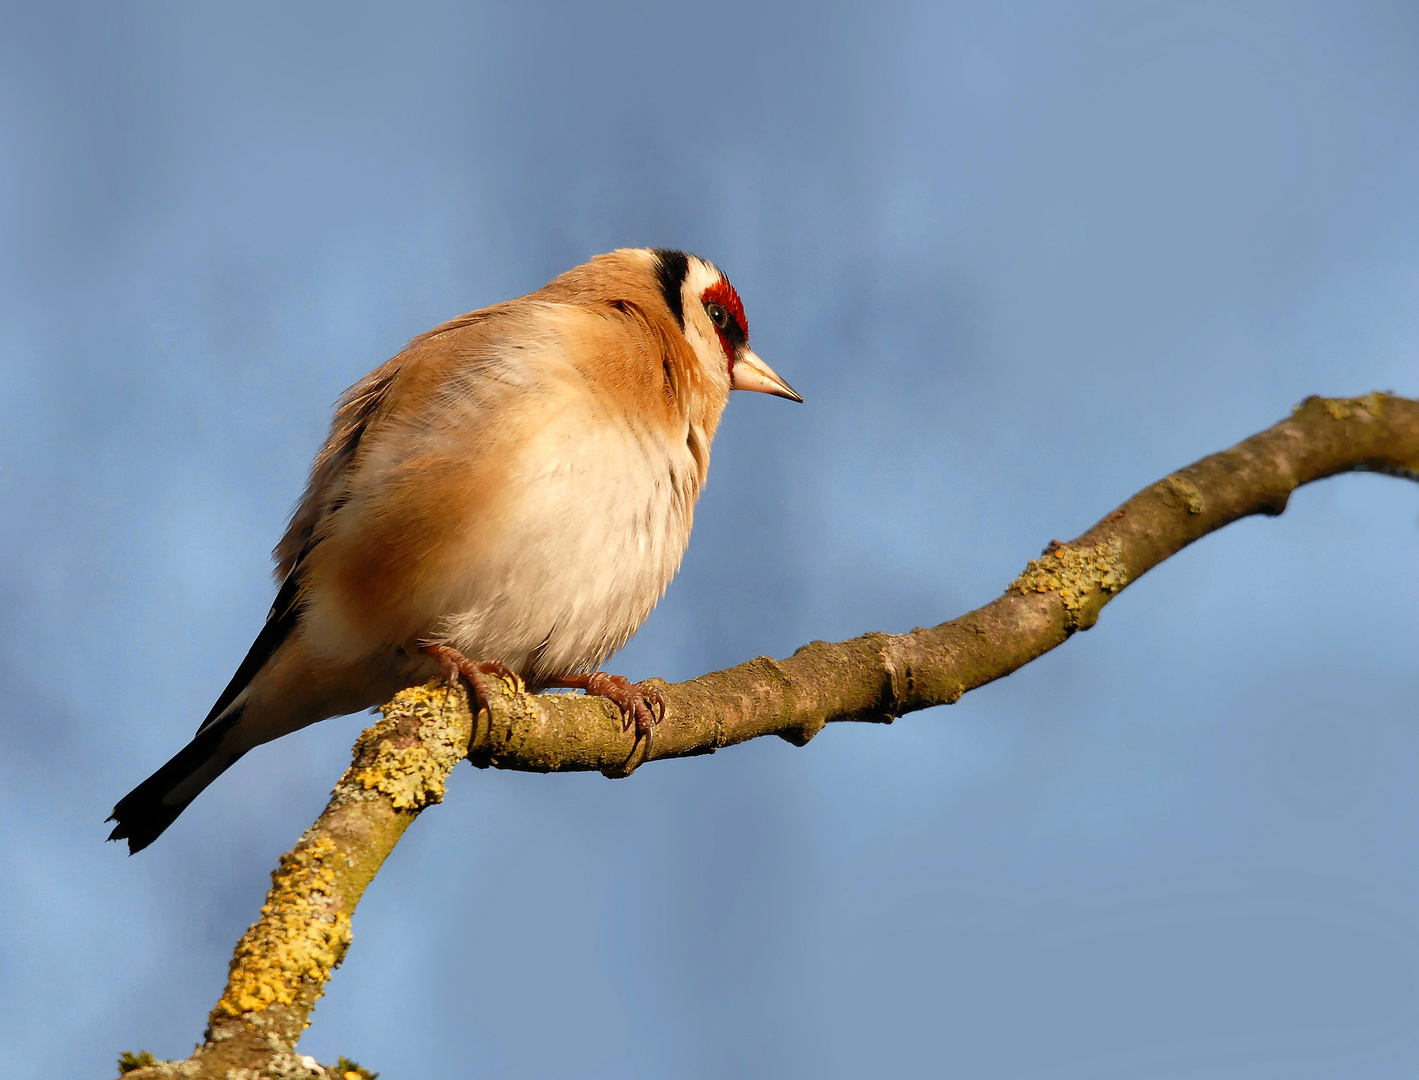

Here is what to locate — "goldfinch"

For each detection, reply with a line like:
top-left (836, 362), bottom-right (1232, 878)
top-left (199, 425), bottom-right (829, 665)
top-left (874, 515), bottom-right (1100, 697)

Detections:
top-left (108, 248), bottom-right (800, 853)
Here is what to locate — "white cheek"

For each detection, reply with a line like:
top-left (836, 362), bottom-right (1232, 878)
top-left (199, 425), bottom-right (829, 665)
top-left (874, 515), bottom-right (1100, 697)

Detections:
top-left (679, 257), bottom-right (737, 388)
top-left (683, 316), bottom-right (733, 388)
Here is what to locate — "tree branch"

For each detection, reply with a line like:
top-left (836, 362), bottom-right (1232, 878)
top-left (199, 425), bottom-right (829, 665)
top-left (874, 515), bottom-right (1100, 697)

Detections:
top-left (117, 393), bottom-right (1419, 1079)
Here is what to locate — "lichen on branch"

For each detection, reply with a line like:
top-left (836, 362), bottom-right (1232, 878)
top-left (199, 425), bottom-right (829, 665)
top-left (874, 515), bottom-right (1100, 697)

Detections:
top-left (119, 682), bottom-right (474, 1079)
top-left (213, 835), bottom-right (352, 1019)
top-left (1009, 536), bottom-right (1128, 627)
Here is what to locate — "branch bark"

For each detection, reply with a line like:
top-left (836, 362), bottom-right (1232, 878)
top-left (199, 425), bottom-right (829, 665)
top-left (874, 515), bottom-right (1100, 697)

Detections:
top-left (118, 393), bottom-right (1419, 1079)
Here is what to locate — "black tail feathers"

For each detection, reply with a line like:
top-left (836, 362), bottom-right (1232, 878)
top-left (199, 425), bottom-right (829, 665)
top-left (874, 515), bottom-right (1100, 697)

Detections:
top-left (110, 562), bottom-right (305, 853)
top-left (107, 710), bottom-right (246, 854)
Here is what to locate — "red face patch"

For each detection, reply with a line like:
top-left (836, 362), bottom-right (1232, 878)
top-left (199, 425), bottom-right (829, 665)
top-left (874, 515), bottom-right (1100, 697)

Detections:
top-left (699, 278), bottom-right (748, 370)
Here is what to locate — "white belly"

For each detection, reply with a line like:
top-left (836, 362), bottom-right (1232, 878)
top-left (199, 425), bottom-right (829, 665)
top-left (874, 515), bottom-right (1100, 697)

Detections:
top-left (433, 395), bottom-right (697, 681)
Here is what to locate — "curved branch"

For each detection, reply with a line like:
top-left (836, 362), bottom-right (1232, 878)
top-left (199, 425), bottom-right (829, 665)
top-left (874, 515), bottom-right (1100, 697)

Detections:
top-left (117, 393), bottom-right (1419, 1079)
top-left (470, 393), bottom-right (1419, 768)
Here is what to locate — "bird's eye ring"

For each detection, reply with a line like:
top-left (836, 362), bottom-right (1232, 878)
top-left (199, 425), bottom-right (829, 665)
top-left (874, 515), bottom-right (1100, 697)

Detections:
top-left (705, 301), bottom-right (730, 330)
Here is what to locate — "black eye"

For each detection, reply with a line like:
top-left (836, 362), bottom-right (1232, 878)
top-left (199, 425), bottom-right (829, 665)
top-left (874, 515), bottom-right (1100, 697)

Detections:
top-left (705, 301), bottom-right (730, 330)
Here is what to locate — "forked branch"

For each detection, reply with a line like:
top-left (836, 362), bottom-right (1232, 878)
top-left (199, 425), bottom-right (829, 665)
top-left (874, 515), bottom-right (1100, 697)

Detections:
top-left (118, 393), bottom-right (1419, 1079)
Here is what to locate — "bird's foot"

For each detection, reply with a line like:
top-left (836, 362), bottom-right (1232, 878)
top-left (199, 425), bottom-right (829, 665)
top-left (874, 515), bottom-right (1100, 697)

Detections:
top-left (421, 644), bottom-right (523, 712)
top-left (547, 672), bottom-right (665, 754)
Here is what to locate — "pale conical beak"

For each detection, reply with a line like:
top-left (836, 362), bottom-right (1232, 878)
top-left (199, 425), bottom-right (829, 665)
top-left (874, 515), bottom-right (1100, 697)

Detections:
top-left (731, 349), bottom-right (803, 402)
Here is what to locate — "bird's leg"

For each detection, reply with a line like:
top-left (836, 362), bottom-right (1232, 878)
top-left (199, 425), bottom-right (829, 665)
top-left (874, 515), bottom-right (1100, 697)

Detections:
top-left (544, 672), bottom-right (665, 754)
top-left (421, 644), bottom-right (523, 718)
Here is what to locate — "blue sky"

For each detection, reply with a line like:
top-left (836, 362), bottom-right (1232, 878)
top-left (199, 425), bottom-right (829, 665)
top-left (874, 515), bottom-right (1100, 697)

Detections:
top-left (3, 2), bottom-right (1419, 1076)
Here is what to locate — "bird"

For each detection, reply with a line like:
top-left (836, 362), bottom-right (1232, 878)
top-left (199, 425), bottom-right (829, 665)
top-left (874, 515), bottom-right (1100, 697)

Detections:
top-left (107, 248), bottom-right (801, 854)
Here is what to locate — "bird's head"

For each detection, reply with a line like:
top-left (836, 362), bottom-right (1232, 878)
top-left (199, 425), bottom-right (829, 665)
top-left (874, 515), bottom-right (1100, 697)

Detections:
top-left (650, 248), bottom-right (802, 404)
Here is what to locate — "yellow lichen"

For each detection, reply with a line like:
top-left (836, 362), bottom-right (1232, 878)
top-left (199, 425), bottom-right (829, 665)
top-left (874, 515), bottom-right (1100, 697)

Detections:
top-left (349, 683), bottom-right (469, 810)
top-left (1322, 392), bottom-right (1387, 421)
top-left (1008, 537), bottom-right (1128, 613)
top-left (117, 1050), bottom-right (160, 1074)
top-left (212, 837), bottom-right (353, 1020)
top-left (1158, 475), bottom-right (1205, 513)
top-left (352, 741), bottom-right (448, 810)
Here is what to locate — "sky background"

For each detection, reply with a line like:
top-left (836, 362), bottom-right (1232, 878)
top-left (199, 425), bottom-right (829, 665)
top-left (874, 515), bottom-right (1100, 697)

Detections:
top-left (3, 2), bottom-right (1419, 1077)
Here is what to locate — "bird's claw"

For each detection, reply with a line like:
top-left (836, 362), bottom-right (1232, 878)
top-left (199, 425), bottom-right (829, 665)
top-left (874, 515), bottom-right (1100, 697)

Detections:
top-left (422, 644), bottom-right (523, 704)
top-left (581, 672), bottom-right (665, 751)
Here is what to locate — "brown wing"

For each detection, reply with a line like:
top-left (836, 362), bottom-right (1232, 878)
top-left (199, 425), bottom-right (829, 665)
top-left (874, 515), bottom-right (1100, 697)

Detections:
top-left (273, 308), bottom-right (514, 583)
top-left (273, 359), bottom-right (403, 581)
